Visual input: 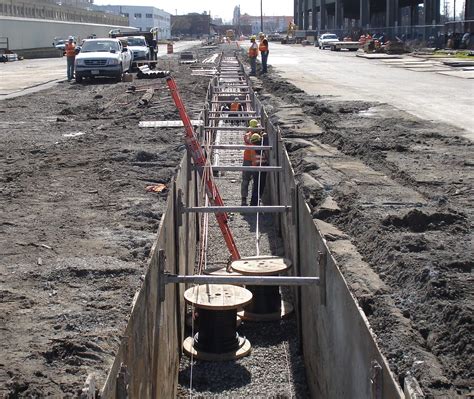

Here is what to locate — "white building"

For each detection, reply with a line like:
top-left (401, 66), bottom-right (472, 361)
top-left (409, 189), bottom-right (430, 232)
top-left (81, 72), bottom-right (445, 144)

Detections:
top-left (93, 5), bottom-right (171, 39)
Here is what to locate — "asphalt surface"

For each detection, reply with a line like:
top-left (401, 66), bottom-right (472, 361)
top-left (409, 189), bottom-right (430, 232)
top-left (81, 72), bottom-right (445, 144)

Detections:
top-left (260, 43), bottom-right (474, 141)
top-left (0, 41), bottom-right (198, 99)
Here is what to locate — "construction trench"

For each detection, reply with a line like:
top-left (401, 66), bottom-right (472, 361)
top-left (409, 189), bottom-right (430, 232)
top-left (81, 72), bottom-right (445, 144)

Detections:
top-left (98, 49), bottom-right (407, 399)
top-left (2, 43), bottom-right (471, 398)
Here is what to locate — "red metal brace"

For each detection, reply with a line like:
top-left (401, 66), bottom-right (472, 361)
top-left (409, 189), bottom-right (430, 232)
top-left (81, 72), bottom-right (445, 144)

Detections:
top-left (166, 76), bottom-right (241, 261)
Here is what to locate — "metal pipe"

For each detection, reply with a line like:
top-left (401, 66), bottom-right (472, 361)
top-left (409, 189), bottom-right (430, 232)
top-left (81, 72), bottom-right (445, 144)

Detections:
top-left (183, 206), bottom-right (290, 213)
top-left (204, 127), bottom-right (264, 131)
top-left (207, 145), bottom-right (272, 150)
top-left (206, 166), bottom-right (282, 172)
top-left (164, 274), bottom-right (319, 286)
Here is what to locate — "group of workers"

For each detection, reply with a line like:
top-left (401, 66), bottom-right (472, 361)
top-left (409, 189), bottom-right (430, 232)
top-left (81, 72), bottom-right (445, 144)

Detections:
top-left (248, 32), bottom-right (269, 76)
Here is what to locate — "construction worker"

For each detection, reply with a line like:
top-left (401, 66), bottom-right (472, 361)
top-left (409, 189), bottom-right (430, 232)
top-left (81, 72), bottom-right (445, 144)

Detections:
top-left (65, 36), bottom-right (76, 82)
top-left (230, 97), bottom-right (242, 125)
top-left (249, 133), bottom-right (268, 206)
top-left (241, 120), bottom-right (260, 205)
top-left (248, 35), bottom-right (259, 76)
top-left (258, 32), bottom-right (269, 74)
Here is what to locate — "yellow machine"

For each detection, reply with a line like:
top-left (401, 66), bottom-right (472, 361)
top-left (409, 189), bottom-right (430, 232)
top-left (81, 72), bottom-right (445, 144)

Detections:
top-left (226, 29), bottom-right (235, 41)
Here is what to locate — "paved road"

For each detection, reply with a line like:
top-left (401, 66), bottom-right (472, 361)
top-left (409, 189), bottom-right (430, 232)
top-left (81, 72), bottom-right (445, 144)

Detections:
top-left (0, 41), bottom-right (198, 100)
top-left (262, 43), bottom-right (474, 140)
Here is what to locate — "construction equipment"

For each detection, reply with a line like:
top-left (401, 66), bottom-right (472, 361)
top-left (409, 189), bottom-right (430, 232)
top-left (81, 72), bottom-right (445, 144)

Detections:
top-left (226, 30), bottom-right (235, 41)
top-left (165, 76), bottom-right (241, 261)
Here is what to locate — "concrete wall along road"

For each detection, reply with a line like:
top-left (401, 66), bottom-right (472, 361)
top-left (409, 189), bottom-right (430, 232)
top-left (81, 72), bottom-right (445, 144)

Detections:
top-left (0, 16), bottom-right (137, 51)
top-left (101, 155), bottom-right (197, 398)
top-left (253, 90), bottom-right (405, 398)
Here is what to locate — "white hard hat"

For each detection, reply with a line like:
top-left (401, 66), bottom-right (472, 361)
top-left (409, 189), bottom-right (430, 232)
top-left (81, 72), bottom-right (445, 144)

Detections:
top-left (68, 36), bottom-right (74, 41)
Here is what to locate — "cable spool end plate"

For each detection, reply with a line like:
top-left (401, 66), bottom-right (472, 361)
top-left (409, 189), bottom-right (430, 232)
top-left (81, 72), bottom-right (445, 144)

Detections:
top-left (183, 336), bottom-right (251, 361)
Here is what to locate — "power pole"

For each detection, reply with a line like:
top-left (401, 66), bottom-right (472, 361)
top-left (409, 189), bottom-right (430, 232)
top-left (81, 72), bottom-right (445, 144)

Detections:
top-left (260, 0), bottom-right (263, 32)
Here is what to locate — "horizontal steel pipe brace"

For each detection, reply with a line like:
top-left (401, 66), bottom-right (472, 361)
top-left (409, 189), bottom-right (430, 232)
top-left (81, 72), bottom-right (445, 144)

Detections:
top-left (211, 100), bottom-right (252, 104)
top-left (204, 126), bottom-right (264, 131)
top-left (208, 117), bottom-right (256, 120)
top-left (208, 166), bottom-right (282, 172)
top-left (164, 274), bottom-right (319, 286)
top-left (216, 85), bottom-right (250, 87)
top-left (182, 205), bottom-right (290, 213)
top-left (208, 111), bottom-right (256, 114)
top-left (206, 145), bottom-right (272, 150)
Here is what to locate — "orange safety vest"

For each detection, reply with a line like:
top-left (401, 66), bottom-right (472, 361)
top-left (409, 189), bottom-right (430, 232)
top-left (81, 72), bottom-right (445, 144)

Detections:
top-left (248, 42), bottom-right (258, 58)
top-left (230, 102), bottom-right (241, 112)
top-left (243, 131), bottom-right (253, 161)
top-left (65, 43), bottom-right (76, 57)
top-left (259, 39), bottom-right (268, 52)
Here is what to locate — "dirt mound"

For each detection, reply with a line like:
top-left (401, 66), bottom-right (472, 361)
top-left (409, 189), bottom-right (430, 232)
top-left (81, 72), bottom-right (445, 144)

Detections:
top-left (259, 70), bottom-right (473, 397)
top-left (382, 209), bottom-right (467, 233)
top-left (0, 47), bottom-right (213, 396)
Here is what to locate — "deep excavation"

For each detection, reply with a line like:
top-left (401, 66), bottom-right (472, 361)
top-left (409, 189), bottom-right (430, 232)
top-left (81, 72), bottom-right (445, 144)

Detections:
top-left (1, 41), bottom-right (472, 399)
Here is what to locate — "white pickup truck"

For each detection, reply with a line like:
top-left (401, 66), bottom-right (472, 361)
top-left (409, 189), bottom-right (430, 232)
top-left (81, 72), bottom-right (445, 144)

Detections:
top-left (74, 38), bottom-right (132, 83)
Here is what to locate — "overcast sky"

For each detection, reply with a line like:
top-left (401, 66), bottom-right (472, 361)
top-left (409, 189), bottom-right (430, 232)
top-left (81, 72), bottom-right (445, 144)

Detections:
top-left (93, 0), bottom-right (294, 21)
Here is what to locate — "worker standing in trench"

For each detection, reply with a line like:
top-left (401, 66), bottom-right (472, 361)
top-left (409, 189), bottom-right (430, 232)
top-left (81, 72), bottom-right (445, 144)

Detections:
top-left (250, 132), bottom-right (268, 206)
top-left (241, 120), bottom-right (269, 206)
top-left (65, 36), bottom-right (76, 82)
top-left (230, 97), bottom-right (243, 125)
top-left (248, 35), bottom-right (259, 76)
top-left (241, 120), bottom-right (260, 205)
top-left (258, 32), bottom-right (269, 74)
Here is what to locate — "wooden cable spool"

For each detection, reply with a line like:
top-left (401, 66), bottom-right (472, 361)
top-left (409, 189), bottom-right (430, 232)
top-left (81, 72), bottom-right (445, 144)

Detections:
top-left (183, 284), bottom-right (252, 361)
top-left (231, 257), bottom-right (294, 321)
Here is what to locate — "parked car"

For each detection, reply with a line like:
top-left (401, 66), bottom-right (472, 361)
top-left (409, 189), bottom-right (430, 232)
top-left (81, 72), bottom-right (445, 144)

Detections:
top-left (54, 39), bottom-right (66, 52)
top-left (125, 36), bottom-right (150, 61)
top-left (74, 38), bottom-right (132, 83)
top-left (317, 33), bottom-right (339, 49)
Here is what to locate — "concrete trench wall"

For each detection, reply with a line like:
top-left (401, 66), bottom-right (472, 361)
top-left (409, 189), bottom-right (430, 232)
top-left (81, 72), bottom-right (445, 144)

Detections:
top-left (253, 92), bottom-right (405, 398)
top-left (101, 155), bottom-right (197, 398)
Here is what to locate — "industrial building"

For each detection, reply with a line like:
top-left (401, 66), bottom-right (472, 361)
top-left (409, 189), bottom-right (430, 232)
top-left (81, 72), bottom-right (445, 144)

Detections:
top-left (0, 0), bottom-right (131, 53)
top-left (170, 14), bottom-right (211, 37)
top-left (293, 0), bottom-right (442, 36)
top-left (0, 0), bottom-right (127, 25)
top-left (92, 5), bottom-right (171, 39)
top-left (232, 6), bottom-right (293, 34)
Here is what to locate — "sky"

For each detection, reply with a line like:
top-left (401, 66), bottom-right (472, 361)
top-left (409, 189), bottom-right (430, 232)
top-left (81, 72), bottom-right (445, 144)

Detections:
top-left (93, 0), bottom-right (294, 21)
top-left (93, 0), bottom-right (463, 21)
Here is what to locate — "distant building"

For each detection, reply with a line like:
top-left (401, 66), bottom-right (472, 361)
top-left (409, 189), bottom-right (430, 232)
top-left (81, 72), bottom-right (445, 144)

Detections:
top-left (466, 0), bottom-right (473, 20)
top-left (58, 0), bottom-right (94, 9)
top-left (294, 0), bottom-right (441, 35)
top-left (93, 5), bottom-right (171, 39)
top-left (240, 14), bottom-right (293, 34)
top-left (233, 5), bottom-right (241, 26)
top-left (171, 13), bottom-right (211, 37)
top-left (0, 0), bottom-right (127, 25)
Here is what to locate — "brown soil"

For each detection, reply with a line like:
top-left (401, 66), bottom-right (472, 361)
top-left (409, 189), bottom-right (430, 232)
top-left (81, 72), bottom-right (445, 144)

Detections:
top-left (0, 52), bottom-right (210, 397)
top-left (258, 71), bottom-right (473, 398)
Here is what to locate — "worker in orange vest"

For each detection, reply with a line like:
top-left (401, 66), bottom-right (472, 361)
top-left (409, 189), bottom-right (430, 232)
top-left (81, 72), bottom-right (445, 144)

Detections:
top-left (248, 35), bottom-right (259, 76)
top-left (258, 32), bottom-right (269, 74)
top-left (65, 36), bottom-right (76, 82)
top-left (229, 97), bottom-right (242, 125)
top-left (241, 119), bottom-right (260, 205)
top-left (249, 132), bottom-right (268, 206)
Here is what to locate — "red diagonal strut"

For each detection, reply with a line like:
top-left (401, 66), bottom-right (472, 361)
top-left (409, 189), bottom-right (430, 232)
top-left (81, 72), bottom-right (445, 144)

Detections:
top-left (166, 76), bottom-right (241, 261)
